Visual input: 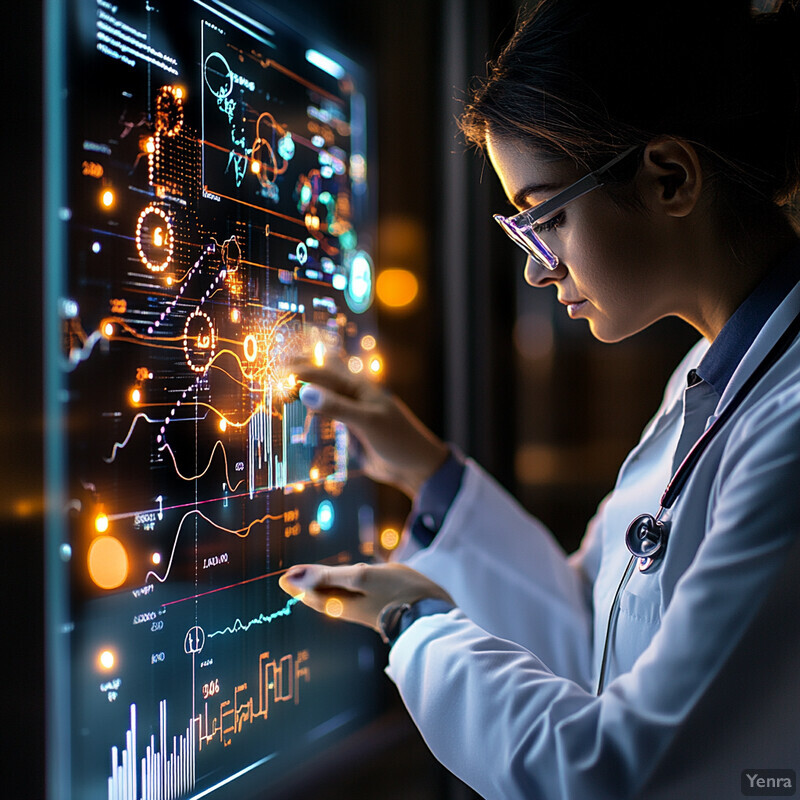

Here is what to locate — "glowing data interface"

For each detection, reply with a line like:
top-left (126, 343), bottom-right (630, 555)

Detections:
top-left (60, 1), bottom-right (380, 796)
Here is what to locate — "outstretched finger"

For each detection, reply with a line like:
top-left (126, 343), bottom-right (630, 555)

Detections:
top-left (289, 358), bottom-right (363, 399)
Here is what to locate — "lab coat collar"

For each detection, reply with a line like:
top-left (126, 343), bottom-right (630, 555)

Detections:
top-left (713, 242), bottom-right (800, 419)
top-left (696, 242), bottom-right (800, 396)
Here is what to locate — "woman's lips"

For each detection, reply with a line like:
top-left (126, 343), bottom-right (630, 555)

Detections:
top-left (565, 299), bottom-right (589, 317)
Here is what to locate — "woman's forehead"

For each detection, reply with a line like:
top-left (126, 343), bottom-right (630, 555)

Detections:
top-left (485, 133), bottom-right (576, 208)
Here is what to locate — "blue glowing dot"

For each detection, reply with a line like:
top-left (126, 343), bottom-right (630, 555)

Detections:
top-left (277, 133), bottom-right (295, 161)
top-left (92, 241), bottom-right (102, 254)
top-left (320, 165), bottom-right (334, 179)
top-left (332, 274), bottom-right (347, 291)
top-left (59, 298), bottom-right (79, 319)
top-left (345, 250), bottom-right (373, 314)
top-left (59, 543), bottom-right (72, 562)
top-left (339, 229), bottom-right (357, 251)
top-left (317, 500), bottom-right (334, 532)
top-left (300, 184), bottom-right (312, 207)
top-left (319, 191), bottom-right (333, 207)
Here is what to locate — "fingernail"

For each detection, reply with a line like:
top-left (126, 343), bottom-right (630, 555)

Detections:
top-left (299, 384), bottom-right (322, 409)
top-left (286, 567), bottom-right (306, 580)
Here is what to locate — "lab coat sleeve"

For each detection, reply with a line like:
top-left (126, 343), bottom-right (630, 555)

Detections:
top-left (399, 459), bottom-right (596, 689)
top-left (387, 385), bottom-right (800, 800)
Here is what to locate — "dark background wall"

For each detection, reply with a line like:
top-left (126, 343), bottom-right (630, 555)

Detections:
top-left (2, 1), bottom-right (701, 798)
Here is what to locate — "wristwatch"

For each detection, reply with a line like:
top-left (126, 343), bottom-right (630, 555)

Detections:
top-left (378, 601), bottom-right (412, 645)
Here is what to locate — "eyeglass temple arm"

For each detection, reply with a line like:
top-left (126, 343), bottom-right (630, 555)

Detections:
top-left (512, 146), bottom-right (640, 225)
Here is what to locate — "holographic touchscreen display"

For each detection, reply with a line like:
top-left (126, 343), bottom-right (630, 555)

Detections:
top-left (53, 1), bottom-right (381, 796)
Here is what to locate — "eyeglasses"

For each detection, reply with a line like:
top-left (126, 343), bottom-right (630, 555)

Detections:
top-left (493, 146), bottom-right (639, 270)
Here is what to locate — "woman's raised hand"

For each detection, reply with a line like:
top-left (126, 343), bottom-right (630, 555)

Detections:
top-left (290, 356), bottom-right (448, 499)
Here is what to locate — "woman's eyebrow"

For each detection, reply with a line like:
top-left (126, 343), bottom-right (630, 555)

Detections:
top-left (512, 182), bottom-right (561, 209)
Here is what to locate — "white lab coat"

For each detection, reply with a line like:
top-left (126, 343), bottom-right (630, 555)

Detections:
top-left (388, 278), bottom-right (800, 799)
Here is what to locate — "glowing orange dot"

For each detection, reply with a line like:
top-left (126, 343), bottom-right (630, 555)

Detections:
top-left (293, 482), bottom-right (305, 493)
top-left (99, 650), bottom-right (115, 670)
top-left (87, 535), bottom-right (129, 590)
top-left (231, 308), bottom-right (240, 323)
top-left (219, 418), bottom-right (228, 433)
top-left (151, 552), bottom-right (162, 565)
top-left (95, 513), bottom-right (109, 533)
top-left (174, 87), bottom-right (184, 99)
top-left (324, 597), bottom-right (344, 618)
top-left (243, 334), bottom-right (258, 363)
top-left (130, 388), bottom-right (141, 405)
top-left (145, 137), bottom-right (156, 154)
top-left (101, 189), bottom-right (115, 208)
top-left (309, 520), bottom-right (320, 536)
top-left (313, 341), bottom-right (326, 367)
top-left (369, 356), bottom-right (383, 375)
top-left (309, 467), bottom-right (320, 481)
top-left (380, 528), bottom-right (400, 550)
top-left (103, 322), bottom-right (114, 337)
top-left (166, 276), bottom-right (173, 286)
top-left (376, 269), bottom-right (419, 309)
top-left (251, 159), bottom-right (261, 174)
top-left (361, 335), bottom-right (376, 351)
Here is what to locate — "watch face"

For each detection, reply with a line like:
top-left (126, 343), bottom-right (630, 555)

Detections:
top-left (379, 602), bottom-right (411, 644)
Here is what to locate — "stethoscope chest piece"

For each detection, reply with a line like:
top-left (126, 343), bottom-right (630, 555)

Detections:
top-left (625, 513), bottom-right (668, 572)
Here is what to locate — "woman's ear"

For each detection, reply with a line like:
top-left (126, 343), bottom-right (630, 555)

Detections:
top-left (638, 137), bottom-right (703, 218)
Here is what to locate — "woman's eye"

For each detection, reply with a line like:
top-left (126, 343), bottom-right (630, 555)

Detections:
top-left (533, 211), bottom-right (566, 234)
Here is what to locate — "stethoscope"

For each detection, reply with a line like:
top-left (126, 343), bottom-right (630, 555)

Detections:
top-left (596, 305), bottom-right (800, 695)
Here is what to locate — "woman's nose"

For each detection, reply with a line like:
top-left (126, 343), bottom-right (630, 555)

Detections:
top-left (524, 256), bottom-right (565, 287)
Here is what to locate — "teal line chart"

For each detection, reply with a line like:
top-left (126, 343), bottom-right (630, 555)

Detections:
top-left (207, 595), bottom-right (303, 638)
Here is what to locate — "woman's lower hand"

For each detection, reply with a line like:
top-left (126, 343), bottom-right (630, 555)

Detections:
top-left (290, 356), bottom-right (448, 499)
top-left (278, 562), bottom-right (454, 632)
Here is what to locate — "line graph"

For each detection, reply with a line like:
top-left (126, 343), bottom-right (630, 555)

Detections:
top-left (207, 595), bottom-right (302, 638)
top-left (145, 509), bottom-right (285, 583)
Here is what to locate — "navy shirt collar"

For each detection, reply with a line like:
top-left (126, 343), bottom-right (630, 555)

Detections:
top-left (695, 243), bottom-right (800, 395)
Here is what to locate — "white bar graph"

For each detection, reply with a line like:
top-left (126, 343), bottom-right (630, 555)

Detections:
top-left (108, 702), bottom-right (195, 800)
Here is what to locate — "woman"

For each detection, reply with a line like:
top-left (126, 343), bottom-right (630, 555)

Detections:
top-left (280, 1), bottom-right (800, 797)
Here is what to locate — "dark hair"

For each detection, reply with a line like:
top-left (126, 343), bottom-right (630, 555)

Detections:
top-left (461, 0), bottom-right (800, 208)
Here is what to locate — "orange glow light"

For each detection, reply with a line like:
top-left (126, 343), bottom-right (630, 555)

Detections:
top-left (309, 520), bottom-right (320, 536)
top-left (101, 189), bottom-right (115, 208)
top-left (219, 418), bottom-right (228, 433)
top-left (95, 513), bottom-right (109, 533)
top-left (309, 467), bottom-right (320, 481)
top-left (376, 269), bottom-right (419, 309)
top-left (313, 341), bottom-right (325, 367)
top-left (293, 482), bottom-right (305, 493)
top-left (130, 388), bottom-right (141, 405)
top-left (87, 535), bottom-right (129, 590)
top-left (361, 334), bottom-right (376, 351)
top-left (368, 356), bottom-right (383, 375)
top-left (251, 159), bottom-right (261, 174)
top-left (103, 322), bottom-right (114, 337)
top-left (144, 137), bottom-right (156, 154)
top-left (99, 650), bottom-right (115, 670)
top-left (243, 334), bottom-right (258, 363)
top-left (380, 528), bottom-right (400, 550)
top-left (324, 597), bottom-right (344, 618)
top-left (151, 552), bottom-right (162, 565)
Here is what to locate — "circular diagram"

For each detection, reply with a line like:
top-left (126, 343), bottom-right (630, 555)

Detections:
top-left (203, 52), bottom-right (233, 99)
top-left (135, 205), bottom-right (174, 273)
top-left (183, 310), bottom-right (217, 374)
